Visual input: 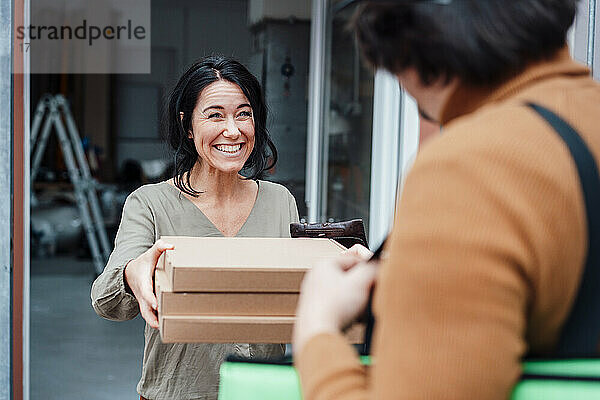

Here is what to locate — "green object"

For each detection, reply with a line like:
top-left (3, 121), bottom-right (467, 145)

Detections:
top-left (510, 359), bottom-right (600, 400)
top-left (218, 356), bottom-right (370, 400)
top-left (511, 380), bottom-right (600, 400)
top-left (219, 362), bottom-right (302, 400)
top-left (219, 358), bottom-right (600, 400)
top-left (522, 359), bottom-right (600, 377)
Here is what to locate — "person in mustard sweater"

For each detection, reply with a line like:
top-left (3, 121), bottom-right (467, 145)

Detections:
top-left (293, 1), bottom-right (600, 399)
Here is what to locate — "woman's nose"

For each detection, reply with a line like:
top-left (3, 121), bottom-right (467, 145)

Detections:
top-left (222, 117), bottom-right (241, 139)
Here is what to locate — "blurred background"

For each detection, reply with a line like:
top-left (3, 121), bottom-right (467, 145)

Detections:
top-left (2, 0), bottom-right (597, 398)
top-left (27, 1), bottom-right (383, 398)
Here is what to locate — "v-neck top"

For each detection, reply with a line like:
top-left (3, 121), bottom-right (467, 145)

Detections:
top-left (91, 179), bottom-right (299, 400)
top-left (162, 180), bottom-right (262, 237)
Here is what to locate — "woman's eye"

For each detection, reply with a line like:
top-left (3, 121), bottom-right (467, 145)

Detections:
top-left (208, 112), bottom-right (224, 119)
top-left (237, 110), bottom-right (252, 118)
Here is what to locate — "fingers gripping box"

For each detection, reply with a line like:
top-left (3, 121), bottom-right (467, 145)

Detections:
top-left (155, 237), bottom-right (364, 343)
top-left (156, 237), bottom-right (346, 292)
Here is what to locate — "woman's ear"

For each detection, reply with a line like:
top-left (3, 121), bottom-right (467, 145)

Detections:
top-left (181, 112), bottom-right (193, 139)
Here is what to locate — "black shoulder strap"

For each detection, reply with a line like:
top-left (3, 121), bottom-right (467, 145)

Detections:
top-left (361, 240), bottom-right (386, 355)
top-left (527, 103), bottom-right (600, 356)
top-left (362, 104), bottom-right (600, 357)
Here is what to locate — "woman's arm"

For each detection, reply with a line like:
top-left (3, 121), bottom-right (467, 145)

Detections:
top-left (287, 189), bottom-right (300, 224)
top-left (90, 190), bottom-right (156, 321)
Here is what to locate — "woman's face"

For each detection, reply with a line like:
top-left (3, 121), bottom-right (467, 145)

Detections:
top-left (188, 80), bottom-right (255, 174)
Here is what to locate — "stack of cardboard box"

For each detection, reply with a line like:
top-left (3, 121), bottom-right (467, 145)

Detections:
top-left (155, 236), bottom-right (362, 343)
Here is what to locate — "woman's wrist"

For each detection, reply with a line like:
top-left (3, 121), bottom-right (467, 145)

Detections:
top-left (123, 260), bottom-right (135, 295)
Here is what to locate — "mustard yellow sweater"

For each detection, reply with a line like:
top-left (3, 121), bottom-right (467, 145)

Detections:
top-left (296, 48), bottom-right (599, 399)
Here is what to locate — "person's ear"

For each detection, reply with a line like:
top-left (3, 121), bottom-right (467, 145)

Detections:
top-left (180, 112), bottom-right (193, 139)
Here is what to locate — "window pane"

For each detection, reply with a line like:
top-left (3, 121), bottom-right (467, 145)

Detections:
top-left (324, 2), bottom-right (374, 233)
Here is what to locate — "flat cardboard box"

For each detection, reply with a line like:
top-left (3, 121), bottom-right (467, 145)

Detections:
top-left (159, 315), bottom-right (295, 343)
top-left (155, 269), bottom-right (298, 316)
top-left (159, 313), bottom-right (365, 344)
top-left (156, 237), bottom-right (346, 292)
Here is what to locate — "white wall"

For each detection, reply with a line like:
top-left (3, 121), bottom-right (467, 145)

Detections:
top-left (571, 0), bottom-right (600, 80)
top-left (114, 0), bottom-right (254, 170)
top-left (249, 0), bottom-right (311, 25)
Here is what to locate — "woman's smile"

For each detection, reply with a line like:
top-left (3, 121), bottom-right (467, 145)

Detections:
top-left (213, 143), bottom-right (245, 155)
top-left (189, 80), bottom-right (256, 174)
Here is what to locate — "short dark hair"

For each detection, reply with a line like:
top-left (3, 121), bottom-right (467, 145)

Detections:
top-left (165, 55), bottom-right (277, 197)
top-left (351, 0), bottom-right (579, 86)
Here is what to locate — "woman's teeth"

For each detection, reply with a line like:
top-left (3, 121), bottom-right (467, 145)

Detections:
top-left (215, 144), bottom-right (242, 153)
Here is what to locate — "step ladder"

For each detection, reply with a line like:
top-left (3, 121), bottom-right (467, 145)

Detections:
top-left (30, 94), bottom-right (111, 275)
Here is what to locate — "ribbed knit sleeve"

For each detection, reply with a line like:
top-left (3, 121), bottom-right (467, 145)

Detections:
top-left (296, 102), bottom-right (588, 399)
top-left (297, 333), bottom-right (368, 400)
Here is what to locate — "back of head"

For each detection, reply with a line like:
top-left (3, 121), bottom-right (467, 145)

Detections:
top-left (351, 0), bottom-right (579, 86)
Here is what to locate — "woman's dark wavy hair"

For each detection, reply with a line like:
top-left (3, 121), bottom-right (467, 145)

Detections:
top-left (166, 55), bottom-right (277, 197)
top-left (351, 0), bottom-right (579, 86)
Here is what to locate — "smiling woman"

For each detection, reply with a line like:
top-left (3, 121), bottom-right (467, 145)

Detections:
top-left (168, 56), bottom-right (277, 197)
top-left (90, 55), bottom-right (299, 400)
top-left (189, 80), bottom-right (256, 175)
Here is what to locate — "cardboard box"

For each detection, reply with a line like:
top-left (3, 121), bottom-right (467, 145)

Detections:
top-left (154, 236), bottom-right (363, 344)
top-left (159, 315), bottom-right (295, 343)
top-left (159, 313), bottom-right (365, 344)
top-left (156, 237), bottom-right (346, 292)
top-left (155, 269), bottom-right (298, 316)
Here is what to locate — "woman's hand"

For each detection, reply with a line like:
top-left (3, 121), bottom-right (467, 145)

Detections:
top-left (124, 239), bottom-right (174, 329)
top-left (293, 250), bottom-right (378, 355)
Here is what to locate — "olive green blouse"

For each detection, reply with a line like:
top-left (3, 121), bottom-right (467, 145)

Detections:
top-left (91, 180), bottom-right (299, 400)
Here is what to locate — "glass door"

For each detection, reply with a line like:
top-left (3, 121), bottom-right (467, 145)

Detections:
top-left (321, 0), bottom-right (375, 231)
top-left (305, 0), bottom-right (417, 246)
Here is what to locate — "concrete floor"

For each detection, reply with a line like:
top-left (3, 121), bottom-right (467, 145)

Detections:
top-left (31, 255), bottom-right (145, 400)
